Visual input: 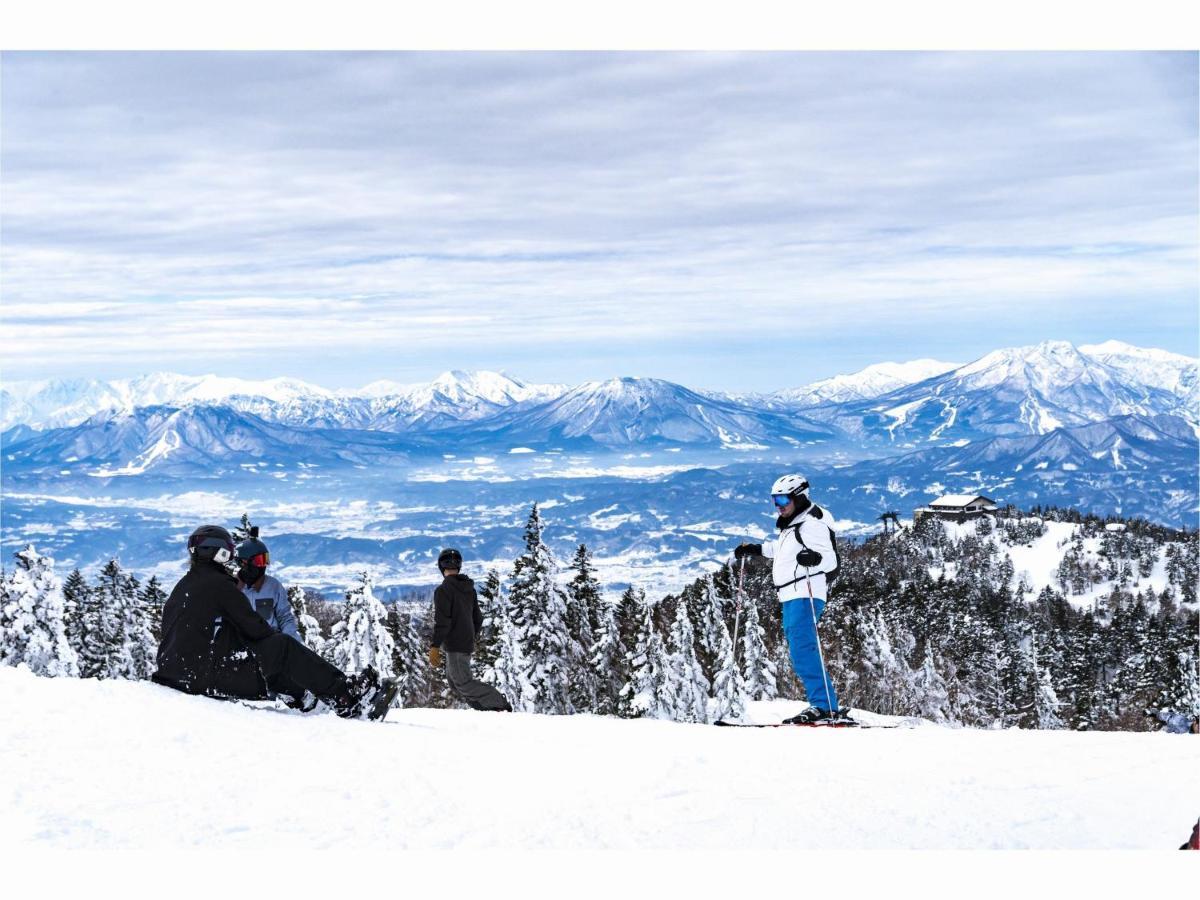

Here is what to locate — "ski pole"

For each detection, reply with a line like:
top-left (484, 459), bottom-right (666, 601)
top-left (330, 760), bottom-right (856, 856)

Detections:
top-left (731, 557), bottom-right (745, 665)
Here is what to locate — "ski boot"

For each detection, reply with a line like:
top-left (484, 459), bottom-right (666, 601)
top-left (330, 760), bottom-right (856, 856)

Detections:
top-left (782, 707), bottom-right (857, 727)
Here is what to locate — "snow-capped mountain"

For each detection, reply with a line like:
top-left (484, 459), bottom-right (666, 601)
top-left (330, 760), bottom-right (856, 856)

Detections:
top-left (815, 340), bottom-right (1197, 446)
top-left (5, 405), bottom-right (420, 477)
top-left (1079, 341), bottom-right (1199, 409)
top-left (0, 370), bottom-right (567, 434)
top-left (460, 376), bottom-right (837, 449)
top-left (0, 373), bottom-right (333, 431)
top-left (773, 358), bottom-right (962, 407)
top-left (815, 412), bottom-right (1198, 526)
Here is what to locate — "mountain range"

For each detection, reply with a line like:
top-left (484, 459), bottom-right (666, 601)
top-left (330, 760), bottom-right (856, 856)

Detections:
top-left (1, 340), bottom-right (1196, 584)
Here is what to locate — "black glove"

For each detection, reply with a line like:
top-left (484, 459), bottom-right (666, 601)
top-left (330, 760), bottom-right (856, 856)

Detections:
top-left (796, 548), bottom-right (822, 567)
top-left (734, 543), bottom-right (763, 560)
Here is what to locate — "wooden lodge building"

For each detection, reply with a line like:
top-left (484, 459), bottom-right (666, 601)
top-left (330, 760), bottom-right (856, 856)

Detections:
top-left (913, 493), bottom-right (998, 523)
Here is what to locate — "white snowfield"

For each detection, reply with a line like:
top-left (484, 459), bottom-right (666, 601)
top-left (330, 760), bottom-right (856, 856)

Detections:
top-left (2, 666), bottom-right (1196, 850)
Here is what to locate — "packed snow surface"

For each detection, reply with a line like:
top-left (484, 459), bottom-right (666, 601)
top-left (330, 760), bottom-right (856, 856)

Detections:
top-left (2, 667), bottom-right (1196, 849)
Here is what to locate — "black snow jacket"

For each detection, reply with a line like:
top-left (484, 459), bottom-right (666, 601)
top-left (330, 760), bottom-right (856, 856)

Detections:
top-left (431, 574), bottom-right (484, 654)
top-left (153, 559), bottom-right (276, 698)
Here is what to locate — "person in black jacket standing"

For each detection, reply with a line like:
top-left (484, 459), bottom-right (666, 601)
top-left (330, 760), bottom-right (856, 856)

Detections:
top-left (430, 548), bottom-right (512, 712)
top-left (153, 524), bottom-right (395, 720)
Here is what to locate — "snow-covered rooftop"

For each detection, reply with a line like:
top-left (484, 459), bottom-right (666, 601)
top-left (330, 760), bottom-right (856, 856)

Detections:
top-left (928, 494), bottom-right (995, 508)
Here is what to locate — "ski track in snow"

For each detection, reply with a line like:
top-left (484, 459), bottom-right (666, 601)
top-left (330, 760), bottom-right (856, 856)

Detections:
top-left (2, 667), bottom-right (1196, 850)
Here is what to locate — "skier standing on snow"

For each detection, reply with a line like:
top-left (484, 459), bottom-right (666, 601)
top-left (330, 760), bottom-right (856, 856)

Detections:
top-left (153, 525), bottom-right (395, 720)
top-left (234, 528), bottom-right (299, 641)
top-left (734, 474), bottom-right (845, 725)
top-left (429, 548), bottom-right (512, 712)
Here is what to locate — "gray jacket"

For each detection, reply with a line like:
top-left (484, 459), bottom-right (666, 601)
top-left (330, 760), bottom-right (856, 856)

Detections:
top-left (240, 574), bottom-right (299, 640)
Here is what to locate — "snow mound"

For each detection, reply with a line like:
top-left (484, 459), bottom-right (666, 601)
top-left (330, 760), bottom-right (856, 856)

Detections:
top-left (2, 667), bottom-right (1196, 849)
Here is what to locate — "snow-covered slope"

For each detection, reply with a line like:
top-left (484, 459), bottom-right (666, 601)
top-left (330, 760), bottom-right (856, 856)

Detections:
top-left (774, 358), bottom-right (961, 407)
top-left (1, 666), bottom-right (1195, 849)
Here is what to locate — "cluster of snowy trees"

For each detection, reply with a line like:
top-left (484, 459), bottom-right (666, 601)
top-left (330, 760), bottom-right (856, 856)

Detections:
top-left (3, 503), bottom-right (1196, 732)
top-left (0, 548), bottom-right (165, 680)
top-left (390, 505), bottom-right (759, 722)
top-left (794, 515), bottom-right (1200, 730)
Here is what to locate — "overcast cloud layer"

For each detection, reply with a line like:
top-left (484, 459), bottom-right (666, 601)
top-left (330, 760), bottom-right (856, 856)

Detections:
top-left (1, 52), bottom-right (1196, 390)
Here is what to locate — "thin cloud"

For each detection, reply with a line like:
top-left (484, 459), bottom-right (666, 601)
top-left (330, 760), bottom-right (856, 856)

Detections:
top-left (1, 51), bottom-right (1196, 389)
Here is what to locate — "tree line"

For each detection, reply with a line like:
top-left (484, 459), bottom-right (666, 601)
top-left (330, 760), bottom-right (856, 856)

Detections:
top-left (2, 503), bottom-right (1196, 730)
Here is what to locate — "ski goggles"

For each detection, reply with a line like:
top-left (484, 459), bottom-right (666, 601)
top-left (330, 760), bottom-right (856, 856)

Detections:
top-left (241, 551), bottom-right (270, 568)
top-left (772, 494), bottom-right (794, 508)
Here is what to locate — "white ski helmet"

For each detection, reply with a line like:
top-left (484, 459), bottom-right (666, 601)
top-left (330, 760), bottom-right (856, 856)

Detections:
top-left (771, 473), bottom-right (810, 499)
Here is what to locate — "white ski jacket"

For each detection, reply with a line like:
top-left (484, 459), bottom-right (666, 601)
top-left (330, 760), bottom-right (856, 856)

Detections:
top-left (762, 505), bottom-right (838, 602)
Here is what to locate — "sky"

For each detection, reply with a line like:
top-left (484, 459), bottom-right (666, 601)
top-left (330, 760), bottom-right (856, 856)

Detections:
top-left (1, 51), bottom-right (1196, 392)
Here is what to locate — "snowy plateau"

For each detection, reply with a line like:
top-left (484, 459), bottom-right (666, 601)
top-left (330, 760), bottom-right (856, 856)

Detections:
top-left (2, 665), bottom-right (1197, 850)
top-left (1, 339), bottom-right (1197, 599)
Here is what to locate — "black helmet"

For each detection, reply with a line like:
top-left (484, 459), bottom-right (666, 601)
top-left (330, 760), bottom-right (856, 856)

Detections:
top-left (188, 525), bottom-right (235, 563)
top-left (235, 526), bottom-right (270, 566)
top-left (437, 548), bottom-right (463, 573)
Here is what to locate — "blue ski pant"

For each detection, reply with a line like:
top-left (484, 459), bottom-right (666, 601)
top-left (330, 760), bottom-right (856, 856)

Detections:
top-left (781, 596), bottom-right (839, 712)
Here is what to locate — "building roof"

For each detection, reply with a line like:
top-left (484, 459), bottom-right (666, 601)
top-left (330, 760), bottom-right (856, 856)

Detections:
top-left (928, 493), bottom-right (996, 508)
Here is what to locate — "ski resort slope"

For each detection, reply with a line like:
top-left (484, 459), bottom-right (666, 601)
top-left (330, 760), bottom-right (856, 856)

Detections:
top-left (2, 666), bottom-right (1196, 850)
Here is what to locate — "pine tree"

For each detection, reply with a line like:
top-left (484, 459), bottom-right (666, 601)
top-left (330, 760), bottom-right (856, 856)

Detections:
top-left (329, 572), bottom-right (396, 681)
top-left (90, 559), bottom-right (153, 680)
top-left (386, 604), bottom-right (431, 707)
top-left (706, 599), bottom-right (748, 723)
top-left (139, 576), bottom-right (168, 644)
top-left (61, 568), bottom-right (90, 663)
top-left (564, 544), bottom-right (600, 713)
top-left (231, 513), bottom-right (256, 544)
top-left (739, 594), bottom-right (777, 701)
top-left (667, 597), bottom-right (709, 723)
top-left (587, 599), bottom-right (624, 716)
top-left (286, 584), bottom-right (326, 656)
top-left (618, 603), bottom-right (677, 719)
top-left (911, 645), bottom-right (952, 724)
top-left (0, 545), bottom-right (79, 677)
top-left (507, 504), bottom-right (571, 714)
top-left (489, 607), bottom-right (532, 711)
top-left (474, 569), bottom-right (505, 676)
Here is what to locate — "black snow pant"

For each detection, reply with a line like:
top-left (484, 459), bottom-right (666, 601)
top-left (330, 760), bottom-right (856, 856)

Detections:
top-left (248, 633), bottom-right (348, 703)
top-left (446, 651), bottom-right (511, 711)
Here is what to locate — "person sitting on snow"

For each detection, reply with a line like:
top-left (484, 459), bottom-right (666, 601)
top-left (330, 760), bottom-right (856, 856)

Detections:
top-left (153, 525), bottom-right (395, 720)
top-left (234, 528), bottom-right (299, 641)
top-left (429, 548), bottom-right (512, 712)
top-left (733, 473), bottom-right (845, 725)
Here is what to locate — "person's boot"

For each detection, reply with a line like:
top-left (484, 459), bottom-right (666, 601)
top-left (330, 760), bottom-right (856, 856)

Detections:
top-left (283, 690), bottom-right (319, 713)
top-left (331, 666), bottom-right (380, 719)
top-left (782, 706), bottom-right (832, 725)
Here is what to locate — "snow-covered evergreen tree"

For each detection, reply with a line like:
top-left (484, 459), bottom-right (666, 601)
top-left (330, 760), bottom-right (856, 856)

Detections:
top-left (0, 545), bottom-right (79, 677)
top-left (386, 604), bottom-right (430, 707)
top-left (489, 607), bottom-right (532, 712)
top-left (706, 598), bottom-right (748, 723)
top-left (618, 603), bottom-right (677, 720)
top-left (667, 598), bottom-right (709, 723)
top-left (286, 584), bottom-right (326, 656)
top-left (1026, 633), bottom-right (1064, 730)
top-left (61, 568), bottom-right (90, 663)
top-left (329, 572), bottom-right (396, 681)
top-left (474, 569), bottom-right (505, 676)
top-left (911, 645), bottom-right (952, 724)
top-left (89, 559), bottom-right (153, 680)
top-left (139, 576), bottom-right (167, 644)
top-left (564, 544), bottom-right (600, 713)
top-left (739, 594), bottom-right (777, 701)
top-left (507, 504), bottom-right (571, 714)
top-left (588, 600), bottom-right (624, 716)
